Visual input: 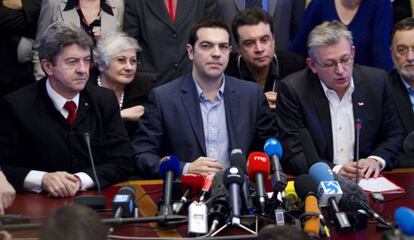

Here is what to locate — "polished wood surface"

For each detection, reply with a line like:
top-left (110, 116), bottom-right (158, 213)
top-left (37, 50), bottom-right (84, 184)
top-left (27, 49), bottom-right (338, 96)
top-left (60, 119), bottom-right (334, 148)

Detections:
top-left (4, 169), bottom-right (414, 239)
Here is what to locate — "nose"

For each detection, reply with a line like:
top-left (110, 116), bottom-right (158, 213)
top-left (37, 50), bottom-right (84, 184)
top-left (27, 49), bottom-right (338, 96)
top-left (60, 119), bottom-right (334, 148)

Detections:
top-left (76, 60), bottom-right (89, 74)
top-left (211, 45), bottom-right (221, 58)
top-left (335, 62), bottom-right (346, 74)
top-left (124, 61), bottom-right (134, 70)
top-left (254, 41), bottom-right (264, 52)
top-left (407, 49), bottom-right (414, 61)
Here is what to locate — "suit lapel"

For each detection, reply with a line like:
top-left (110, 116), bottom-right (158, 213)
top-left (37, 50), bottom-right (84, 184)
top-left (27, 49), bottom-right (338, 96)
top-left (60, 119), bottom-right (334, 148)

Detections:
top-left (75, 90), bottom-right (91, 127)
top-left (61, 0), bottom-right (81, 27)
top-left (223, 77), bottom-right (238, 151)
top-left (145, 0), bottom-right (175, 30)
top-left (310, 72), bottom-right (333, 160)
top-left (392, 73), bottom-right (414, 133)
top-left (181, 75), bottom-right (206, 155)
top-left (100, 5), bottom-right (117, 33)
top-left (233, 0), bottom-right (244, 12)
top-left (174, 0), bottom-right (194, 28)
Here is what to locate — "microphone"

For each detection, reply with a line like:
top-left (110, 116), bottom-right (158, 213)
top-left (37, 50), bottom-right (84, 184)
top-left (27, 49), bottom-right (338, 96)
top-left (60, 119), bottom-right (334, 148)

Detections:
top-left (223, 166), bottom-right (244, 224)
top-left (199, 172), bottom-right (215, 202)
top-left (158, 155), bottom-right (180, 219)
top-left (395, 207), bottom-right (414, 236)
top-left (74, 132), bottom-right (106, 209)
top-left (309, 162), bottom-right (351, 231)
top-left (173, 173), bottom-right (204, 214)
top-left (294, 174), bottom-right (320, 238)
top-left (112, 185), bottom-right (137, 218)
top-left (247, 151), bottom-right (271, 214)
top-left (230, 149), bottom-right (254, 215)
top-left (264, 138), bottom-right (287, 193)
top-left (284, 181), bottom-right (300, 210)
top-left (336, 174), bottom-right (392, 229)
top-left (207, 172), bottom-right (230, 235)
top-left (355, 119), bottom-right (362, 183)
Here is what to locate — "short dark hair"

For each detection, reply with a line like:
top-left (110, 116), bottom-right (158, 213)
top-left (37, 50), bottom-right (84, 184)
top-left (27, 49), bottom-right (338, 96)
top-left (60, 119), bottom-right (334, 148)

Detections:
top-left (392, 17), bottom-right (414, 41)
top-left (39, 21), bottom-right (93, 65)
top-left (39, 205), bottom-right (108, 240)
top-left (231, 8), bottom-right (274, 44)
top-left (188, 17), bottom-right (231, 47)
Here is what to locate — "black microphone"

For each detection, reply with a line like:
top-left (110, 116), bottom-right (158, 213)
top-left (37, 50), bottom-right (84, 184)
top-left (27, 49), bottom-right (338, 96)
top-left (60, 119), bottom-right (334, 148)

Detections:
top-left (223, 166), bottom-right (244, 223)
top-left (336, 174), bottom-right (392, 229)
top-left (207, 172), bottom-right (229, 234)
top-left (74, 132), bottom-right (105, 209)
top-left (112, 185), bottom-right (137, 218)
top-left (158, 155), bottom-right (180, 220)
top-left (230, 149), bottom-right (254, 215)
top-left (355, 119), bottom-right (362, 184)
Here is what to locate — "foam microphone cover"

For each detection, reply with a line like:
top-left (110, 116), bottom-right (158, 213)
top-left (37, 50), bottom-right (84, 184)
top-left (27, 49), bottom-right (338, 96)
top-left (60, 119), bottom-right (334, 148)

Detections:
top-left (246, 151), bottom-right (270, 182)
top-left (263, 138), bottom-right (283, 159)
top-left (335, 174), bottom-right (368, 212)
top-left (309, 162), bottom-right (335, 182)
top-left (285, 181), bottom-right (299, 204)
top-left (159, 155), bottom-right (180, 179)
top-left (223, 167), bottom-right (244, 187)
top-left (395, 207), bottom-right (414, 236)
top-left (294, 174), bottom-right (318, 200)
top-left (230, 149), bottom-right (247, 172)
top-left (180, 173), bottom-right (204, 197)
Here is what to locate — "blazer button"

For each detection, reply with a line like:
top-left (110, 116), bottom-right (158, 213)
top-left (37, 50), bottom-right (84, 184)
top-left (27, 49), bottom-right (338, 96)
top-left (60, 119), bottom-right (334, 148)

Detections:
top-left (172, 34), bottom-right (177, 39)
top-left (174, 63), bottom-right (178, 68)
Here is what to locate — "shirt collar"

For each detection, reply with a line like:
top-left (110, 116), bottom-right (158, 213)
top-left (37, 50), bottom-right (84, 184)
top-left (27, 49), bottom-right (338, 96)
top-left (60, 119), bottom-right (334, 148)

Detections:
top-left (320, 77), bottom-right (355, 99)
top-left (193, 75), bottom-right (225, 102)
top-left (46, 79), bottom-right (80, 111)
top-left (400, 74), bottom-right (414, 95)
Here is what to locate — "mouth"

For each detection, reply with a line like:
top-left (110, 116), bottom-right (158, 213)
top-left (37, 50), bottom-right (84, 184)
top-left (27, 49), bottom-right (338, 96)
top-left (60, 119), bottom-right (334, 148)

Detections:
top-left (254, 56), bottom-right (270, 62)
top-left (207, 62), bottom-right (223, 67)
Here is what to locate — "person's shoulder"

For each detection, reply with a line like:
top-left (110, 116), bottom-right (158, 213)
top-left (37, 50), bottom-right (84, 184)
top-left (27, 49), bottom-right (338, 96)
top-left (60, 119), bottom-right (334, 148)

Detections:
top-left (4, 81), bottom-right (40, 103)
top-left (226, 74), bottom-right (260, 90)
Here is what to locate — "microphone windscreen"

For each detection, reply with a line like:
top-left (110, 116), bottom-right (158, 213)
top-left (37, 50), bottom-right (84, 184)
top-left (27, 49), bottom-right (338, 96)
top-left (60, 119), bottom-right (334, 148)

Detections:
top-left (335, 174), bottom-right (368, 212)
top-left (309, 162), bottom-right (334, 183)
top-left (159, 155), bottom-right (180, 179)
top-left (246, 152), bottom-right (271, 182)
top-left (403, 131), bottom-right (414, 154)
top-left (395, 207), bottom-right (414, 236)
top-left (117, 185), bottom-right (136, 202)
top-left (294, 174), bottom-right (318, 200)
top-left (264, 138), bottom-right (283, 159)
top-left (230, 149), bottom-right (247, 172)
top-left (180, 173), bottom-right (204, 196)
top-left (223, 166), bottom-right (244, 187)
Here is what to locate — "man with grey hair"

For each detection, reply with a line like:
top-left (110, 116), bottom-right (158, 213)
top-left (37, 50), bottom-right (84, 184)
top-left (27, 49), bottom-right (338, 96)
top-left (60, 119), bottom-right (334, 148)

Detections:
top-left (0, 21), bottom-right (133, 197)
top-left (276, 21), bottom-right (404, 181)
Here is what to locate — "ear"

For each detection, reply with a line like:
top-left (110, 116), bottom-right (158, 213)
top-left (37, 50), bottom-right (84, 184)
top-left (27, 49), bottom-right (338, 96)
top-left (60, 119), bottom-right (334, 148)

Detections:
top-left (41, 59), bottom-right (54, 76)
top-left (351, 45), bottom-right (356, 58)
top-left (306, 58), bottom-right (318, 74)
top-left (186, 44), bottom-right (194, 60)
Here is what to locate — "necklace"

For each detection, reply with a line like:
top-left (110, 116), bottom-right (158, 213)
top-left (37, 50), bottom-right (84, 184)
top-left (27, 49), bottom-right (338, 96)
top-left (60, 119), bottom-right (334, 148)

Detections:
top-left (97, 76), bottom-right (124, 109)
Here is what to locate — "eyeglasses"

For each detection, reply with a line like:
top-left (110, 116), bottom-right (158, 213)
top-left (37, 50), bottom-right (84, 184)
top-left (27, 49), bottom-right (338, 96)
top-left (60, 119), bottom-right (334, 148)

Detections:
top-left (312, 55), bottom-right (354, 71)
top-left (395, 45), bottom-right (414, 56)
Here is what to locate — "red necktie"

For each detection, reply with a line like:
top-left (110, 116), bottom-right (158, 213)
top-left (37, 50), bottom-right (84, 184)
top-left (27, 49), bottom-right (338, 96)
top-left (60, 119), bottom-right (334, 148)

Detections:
top-left (64, 101), bottom-right (77, 126)
top-left (167, 0), bottom-right (175, 23)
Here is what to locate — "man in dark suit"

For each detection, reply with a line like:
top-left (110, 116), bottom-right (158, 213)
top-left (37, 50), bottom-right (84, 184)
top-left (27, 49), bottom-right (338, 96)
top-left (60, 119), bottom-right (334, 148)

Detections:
top-left (216, 0), bottom-right (305, 51)
top-left (0, 22), bottom-right (133, 197)
top-left (132, 18), bottom-right (276, 179)
top-left (276, 21), bottom-right (404, 181)
top-left (225, 8), bottom-right (306, 110)
top-left (124, 0), bottom-right (217, 87)
top-left (390, 17), bottom-right (414, 167)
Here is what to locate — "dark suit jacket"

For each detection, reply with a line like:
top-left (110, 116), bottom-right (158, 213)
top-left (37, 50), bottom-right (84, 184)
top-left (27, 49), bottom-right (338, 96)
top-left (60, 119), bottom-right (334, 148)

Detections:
top-left (0, 79), bottom-right (134, 192)
top-left (276, 65), bottom-right (404, 175)
top-left (132, 74), bottom-right (277, 179)
top-left (0, 0), bottom-right (40, 96)
top-left (123, 0), bottom-right (217, 87)
top-left (216, 0), bottom-right (305, 51)
top-left (389, 70), bottom-right (414, 167)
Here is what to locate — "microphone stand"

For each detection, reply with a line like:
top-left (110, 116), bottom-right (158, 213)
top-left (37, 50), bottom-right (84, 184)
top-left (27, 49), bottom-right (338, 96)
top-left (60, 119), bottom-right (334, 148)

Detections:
top-left (355, 119), bottom-right (362, 184)
top-left (210, 215), bottom-right (258, 237)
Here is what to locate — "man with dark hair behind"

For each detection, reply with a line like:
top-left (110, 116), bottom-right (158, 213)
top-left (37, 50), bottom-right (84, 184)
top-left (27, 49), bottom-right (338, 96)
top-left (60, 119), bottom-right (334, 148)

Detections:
top-left (0, 21), bottom-right (133, 197)
top-left (389, 17), bottom-right (414, 167)
top-left (132, 17), bottom-right (276, 178)
top-left (39, 204), bottom-right (108, 240)
top-left (226, 8), bottom-right (305, 110)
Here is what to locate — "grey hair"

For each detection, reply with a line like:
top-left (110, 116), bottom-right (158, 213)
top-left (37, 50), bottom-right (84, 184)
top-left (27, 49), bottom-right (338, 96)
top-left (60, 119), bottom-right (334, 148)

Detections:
top-left (93, 32), bottom-right (141, 70)
top-left (39, 21), bottom-right (93, 64)
top-left (307, 21), bottom-right (353, 59)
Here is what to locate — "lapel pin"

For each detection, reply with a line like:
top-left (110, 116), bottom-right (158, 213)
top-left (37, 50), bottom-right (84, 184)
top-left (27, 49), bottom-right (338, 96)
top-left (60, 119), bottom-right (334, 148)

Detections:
top-left (357, 102), bottom-right (364, 106)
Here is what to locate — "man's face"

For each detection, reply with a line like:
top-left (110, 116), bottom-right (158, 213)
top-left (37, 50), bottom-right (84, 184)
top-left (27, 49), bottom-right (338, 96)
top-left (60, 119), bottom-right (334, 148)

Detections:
top-left (307, 37), bottom-right (355, 98)
top-left (237, 22), bottom-right (275, 70)
top-left (392, 29), bottom-right (414, 83)
top-left (41, 44), bottom-right (91, 98)
top-left (186, 27), bottom-right (231, 82)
